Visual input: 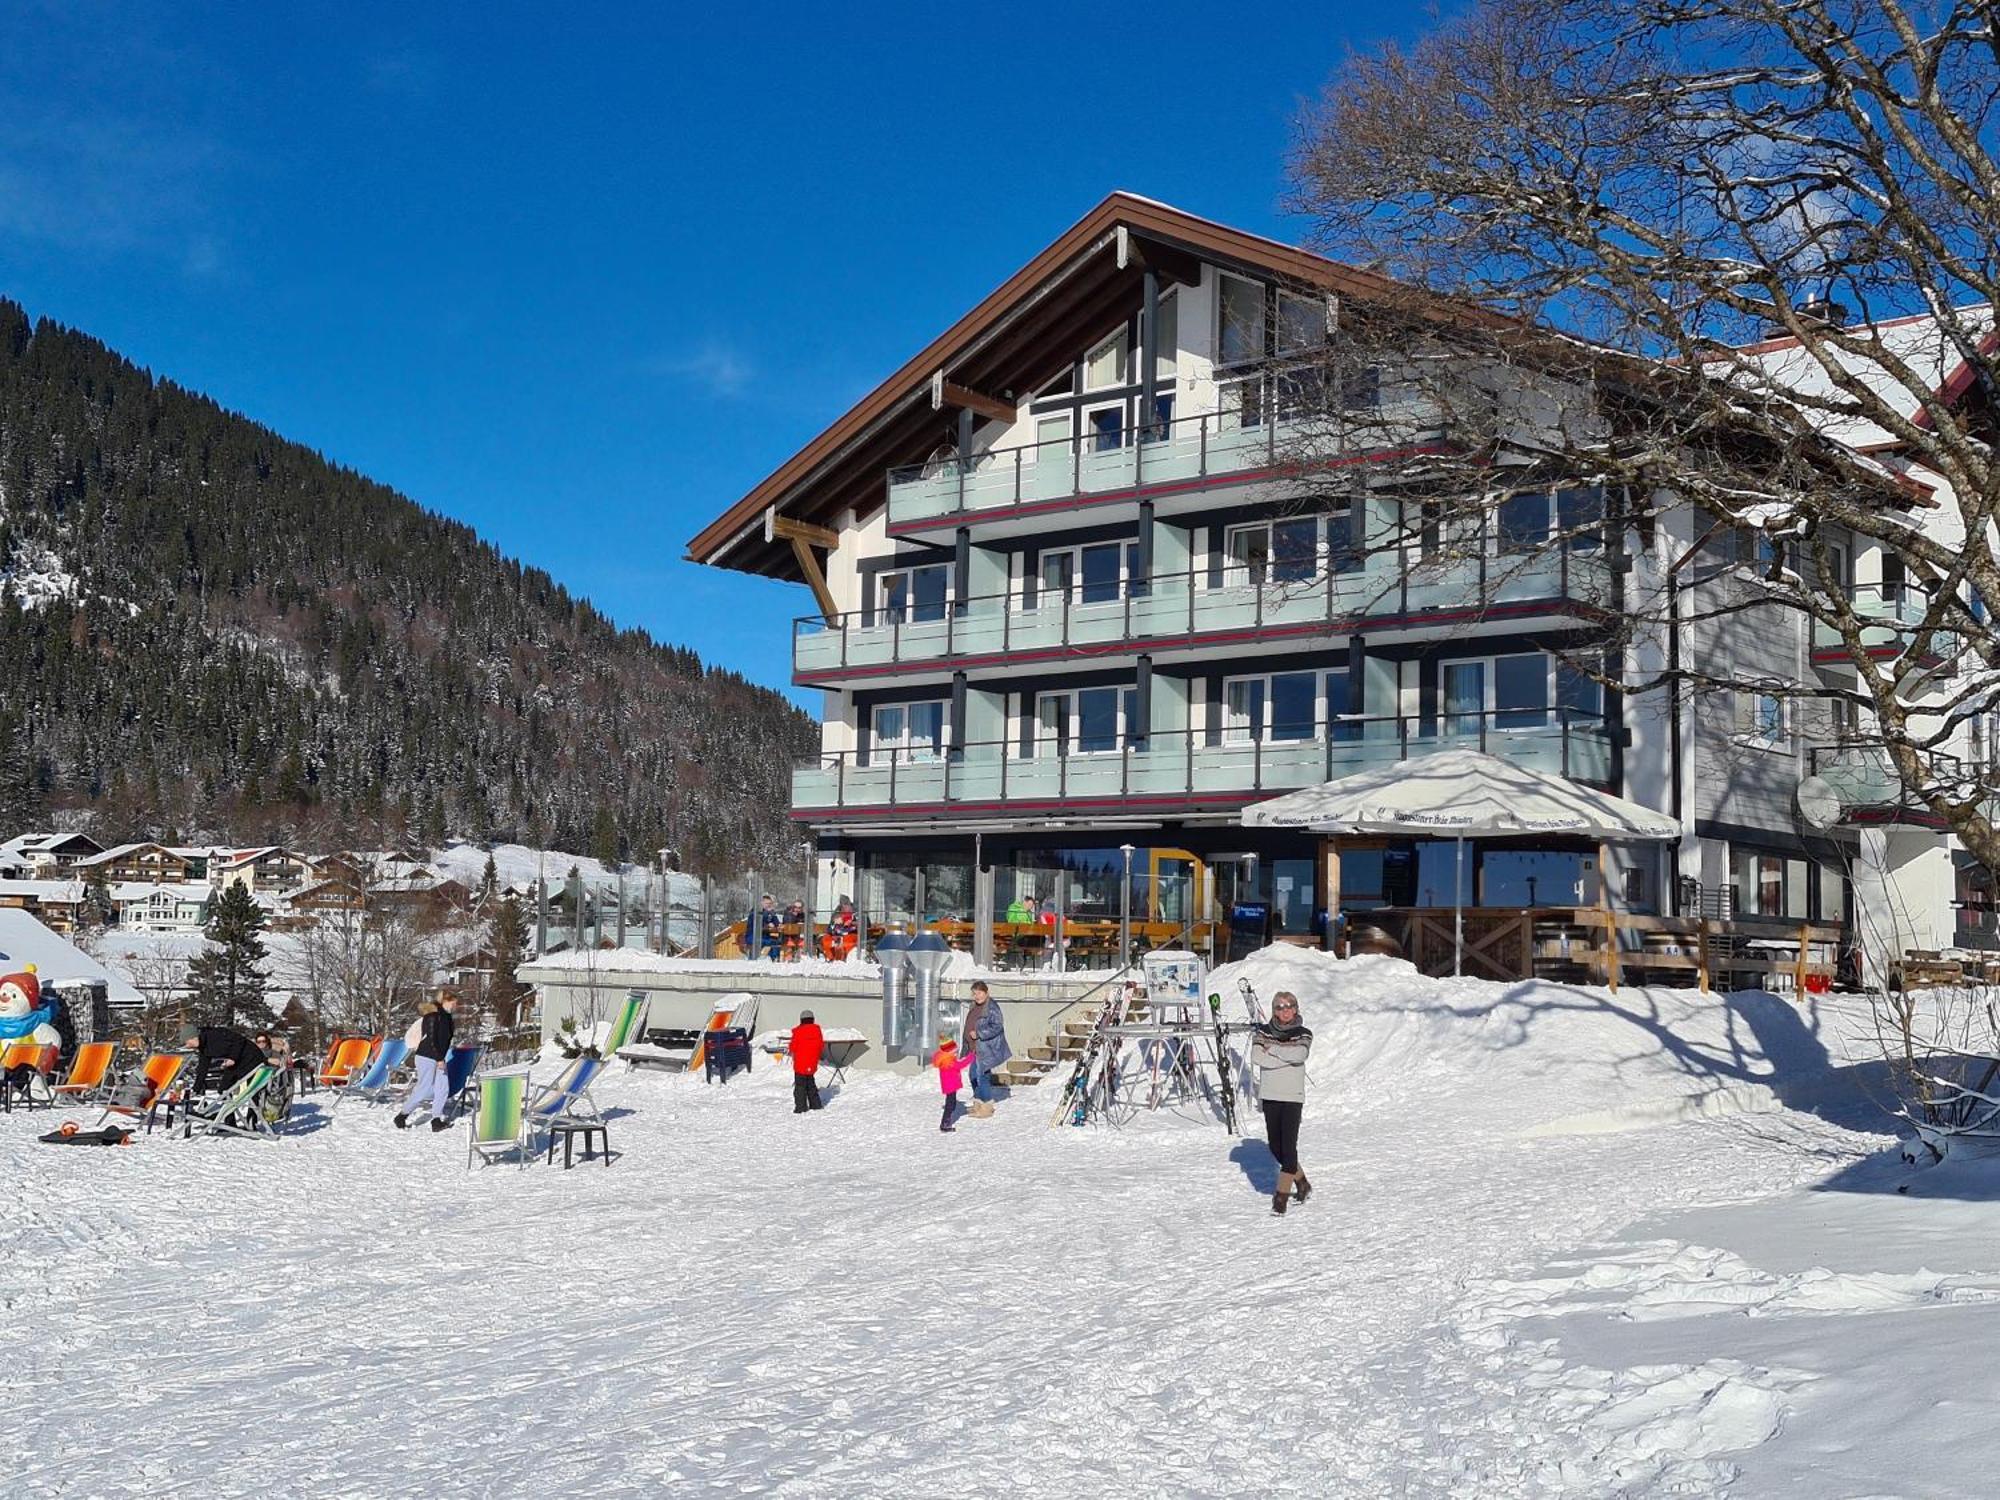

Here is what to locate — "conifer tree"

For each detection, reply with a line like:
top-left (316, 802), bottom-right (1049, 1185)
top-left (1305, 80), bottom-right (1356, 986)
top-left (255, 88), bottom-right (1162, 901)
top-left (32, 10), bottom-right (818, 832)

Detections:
top-left (185, 882), bottom-right (269, 1031)
top-left (489, 891), bottom-right (529, 1031)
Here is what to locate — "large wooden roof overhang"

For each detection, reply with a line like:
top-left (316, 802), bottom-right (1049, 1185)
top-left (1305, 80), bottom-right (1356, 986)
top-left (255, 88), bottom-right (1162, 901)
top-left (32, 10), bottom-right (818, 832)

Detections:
top-left (685, 192), bottom-right (1410, 583)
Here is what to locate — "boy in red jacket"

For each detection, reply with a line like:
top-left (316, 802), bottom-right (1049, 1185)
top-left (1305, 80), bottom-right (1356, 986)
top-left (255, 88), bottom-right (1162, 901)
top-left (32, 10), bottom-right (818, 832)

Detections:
top-left (790, 1009), bottom-right (825, 1114)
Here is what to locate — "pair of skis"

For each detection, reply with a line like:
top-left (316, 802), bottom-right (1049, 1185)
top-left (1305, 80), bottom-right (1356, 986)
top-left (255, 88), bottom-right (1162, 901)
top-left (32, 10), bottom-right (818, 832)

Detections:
top-left (1206, 977), bottom-right (1267, 1135)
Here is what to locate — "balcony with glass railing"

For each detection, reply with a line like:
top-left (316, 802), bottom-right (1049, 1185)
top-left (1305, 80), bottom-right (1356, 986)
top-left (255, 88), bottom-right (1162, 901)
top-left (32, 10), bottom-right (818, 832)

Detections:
top-left (1810, 584), bottom-right (1958, 663)
top-left (884, 383), bottom-right (1439, 532)
top-left (794, 544), bottom-right (1613, 683)
top-left (791, 710), bottom-right (1615, 820)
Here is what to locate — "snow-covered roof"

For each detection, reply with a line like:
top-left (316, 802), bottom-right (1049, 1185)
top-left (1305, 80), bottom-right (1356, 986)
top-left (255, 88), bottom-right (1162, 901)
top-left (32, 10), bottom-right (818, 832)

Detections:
top-left (1725, 306), bottom-right (1996, 449)
top-left (0, 832), bottom-right (99, 858)
top-left (0, 909), bottom-right (142, 1003)
top-left (0, 878), bottom-right (84, 901)
top-left (74, 842), bottom-right (180, 868)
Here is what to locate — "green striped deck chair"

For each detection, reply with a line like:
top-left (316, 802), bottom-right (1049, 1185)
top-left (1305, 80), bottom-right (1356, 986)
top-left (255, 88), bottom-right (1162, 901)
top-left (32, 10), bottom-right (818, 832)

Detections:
top-left (467, 1067), bottom-right (531, 1170)
top-left (182, 1063), bottom-right (284, 1142)
top-left (598, 991), bottom-right (650, 1060)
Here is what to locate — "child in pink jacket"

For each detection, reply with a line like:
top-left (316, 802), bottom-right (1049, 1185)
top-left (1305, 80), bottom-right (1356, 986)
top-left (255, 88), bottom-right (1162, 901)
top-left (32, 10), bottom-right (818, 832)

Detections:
top-left (932, 1037), bottom-right (967, 1132)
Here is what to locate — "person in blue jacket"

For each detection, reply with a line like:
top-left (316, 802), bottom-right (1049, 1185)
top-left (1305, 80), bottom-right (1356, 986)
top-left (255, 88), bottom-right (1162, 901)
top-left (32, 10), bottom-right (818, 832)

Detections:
top-left (960, 980), bottom-right (1011, 1107)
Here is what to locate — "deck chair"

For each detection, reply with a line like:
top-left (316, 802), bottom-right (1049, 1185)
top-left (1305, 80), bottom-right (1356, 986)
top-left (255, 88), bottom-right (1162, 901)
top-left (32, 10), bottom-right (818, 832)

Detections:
top-left (317, 1037), bottom-right (372, 1089)
top-left (337, 1038), bottom-right (410, 1105)
top-left (444, 1044), bottom-right (481, 1103)
top-left (50, 1041), bottom-right (118, 1105)
top-left (183, 1063), bottom-right (285, 1141)
top-left (466, 1067), bottom-right (531, 1169)
top-left (525, 1054), bottom-right (605, 1127)
top-left (2, 1042), bottom-right (61, 1110)
top-left (97, 1054), bottom-right (188, 1134)
top-left (598, 991), bottom-right (650, 1058)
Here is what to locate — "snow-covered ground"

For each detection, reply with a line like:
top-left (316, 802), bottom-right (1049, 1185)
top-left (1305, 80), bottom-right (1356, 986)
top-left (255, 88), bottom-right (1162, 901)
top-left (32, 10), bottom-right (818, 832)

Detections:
top-left (10, 948), bottom-right (1992, 1496)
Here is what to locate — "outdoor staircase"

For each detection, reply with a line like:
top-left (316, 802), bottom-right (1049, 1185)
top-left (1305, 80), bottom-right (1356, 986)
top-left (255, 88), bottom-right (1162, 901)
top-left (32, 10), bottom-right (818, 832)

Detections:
top-left (995, 992), bottom-right (1149, 1087)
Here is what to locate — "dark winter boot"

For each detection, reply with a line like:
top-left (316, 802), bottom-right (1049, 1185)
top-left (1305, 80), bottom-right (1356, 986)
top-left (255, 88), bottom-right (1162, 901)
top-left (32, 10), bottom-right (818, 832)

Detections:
top-left (1294, 1171), bottom-right (1312, 1205)
top-left (393, 1113), bottom-right (409, 1130)
top-left (430, 1117), bottom-right (450, 1133)
top-left (1273, 1172), bottom-right (1293, 1216)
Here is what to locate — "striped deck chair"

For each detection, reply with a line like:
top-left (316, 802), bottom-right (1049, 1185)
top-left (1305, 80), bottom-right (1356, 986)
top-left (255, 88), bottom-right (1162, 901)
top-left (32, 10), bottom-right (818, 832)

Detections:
top-left (466, 1067), bottom-right (531, 1169)
top-left (183, 1063), bottom-right (285, 1141)
top-left (97, 1053), bottom-right (187, 1134)
top-left (50, 1041), bottom-right (118, 1105)
top-left (337, 1038), bottom-right (410, 1106)
top-left (598, 991), bottom-right (650, 1058)
top-left (317, 1037), bottom-right (372, 1089)
top-left (526, 1054), bottom-right (606, 1127)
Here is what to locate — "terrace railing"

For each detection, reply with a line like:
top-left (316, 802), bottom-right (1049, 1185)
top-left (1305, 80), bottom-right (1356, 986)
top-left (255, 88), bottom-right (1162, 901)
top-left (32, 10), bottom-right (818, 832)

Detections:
top-left (794, 545), bottom-right (1613, 679)
top-left (792, 710), bottom-right (1615, 815)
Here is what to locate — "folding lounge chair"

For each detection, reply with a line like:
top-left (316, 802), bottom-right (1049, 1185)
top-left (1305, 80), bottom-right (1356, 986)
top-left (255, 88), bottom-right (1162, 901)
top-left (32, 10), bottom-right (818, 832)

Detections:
top-left (182, 1063), bottom-right (285, 1141)
top-left (444, 1044), bottom-right (481, 1106)
top-left (525, 1055), bottom-right (605, 1129)
top-left (337, 1038), bottom-right (410, 1106)
top-left (466, 1067), bottom-right (531, 1169)
top-left (1, 1042), bottom-right (60, 1111)
top-left (598, 991), bottom-right (650, 1059)
top-left (96, 1054), bottom-right (188, 1134)
top-left (50, 1041), bottom-right (118, 1106)
top-left (317, 1037), bottom-right (372, 1089)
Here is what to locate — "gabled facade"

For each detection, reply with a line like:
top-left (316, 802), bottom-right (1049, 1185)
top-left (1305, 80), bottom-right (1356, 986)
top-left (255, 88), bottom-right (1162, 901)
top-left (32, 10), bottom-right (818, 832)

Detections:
top-left (75, 842), bottom-right (198, 885)
top-left (113, 882), bottom-right (213, 933)
top-left (691, 195), bottom-right (1885, 967)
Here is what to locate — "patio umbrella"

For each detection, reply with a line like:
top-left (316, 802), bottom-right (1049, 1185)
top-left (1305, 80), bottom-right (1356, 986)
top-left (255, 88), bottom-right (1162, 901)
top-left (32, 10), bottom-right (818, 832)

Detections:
top-left (1241, 749), bottom-right (1680, 974)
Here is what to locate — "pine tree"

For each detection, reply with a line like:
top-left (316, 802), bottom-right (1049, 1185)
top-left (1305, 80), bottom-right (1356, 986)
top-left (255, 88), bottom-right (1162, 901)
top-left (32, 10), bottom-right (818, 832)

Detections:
top-left (478, 852), bottom-right (498, 908)
top-left (80, 864), bottom-right (115, 932)
top-left (489, 892), bottom-right (529, 1032)
top-left (592, 805), bottom-right (619, 869)
top-left (185, 882), bottom-right (269, 1031)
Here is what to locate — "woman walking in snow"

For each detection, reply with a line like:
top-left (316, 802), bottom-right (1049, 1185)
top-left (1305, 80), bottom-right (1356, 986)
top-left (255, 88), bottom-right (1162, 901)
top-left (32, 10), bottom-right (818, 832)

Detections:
top-left (1252, 990), bottom-right (1314, 1216)
top-left (960, 979), bottom-right (1010, 1112)
top-left (395, 997), bottom-right (456, 1132)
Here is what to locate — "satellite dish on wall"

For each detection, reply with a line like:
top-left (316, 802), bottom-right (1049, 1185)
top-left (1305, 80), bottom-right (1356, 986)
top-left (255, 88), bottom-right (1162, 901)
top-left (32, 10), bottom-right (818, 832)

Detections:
top-left (1795, 775), bottom-right (1844, 831)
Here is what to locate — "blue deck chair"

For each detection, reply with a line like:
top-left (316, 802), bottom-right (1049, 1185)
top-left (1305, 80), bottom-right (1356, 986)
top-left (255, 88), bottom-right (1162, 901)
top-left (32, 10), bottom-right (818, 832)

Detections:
top-left (337, 1038), bottom-right (410, 1106)
top-left (526, 1054), bottom-right (606, 1128)
top-left (445, 1044), bottom-right (481, 1103)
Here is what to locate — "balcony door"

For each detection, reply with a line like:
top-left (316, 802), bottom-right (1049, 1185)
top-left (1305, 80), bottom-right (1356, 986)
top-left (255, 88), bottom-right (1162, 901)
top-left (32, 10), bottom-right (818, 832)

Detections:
top-left (1035, 686), bottom-right (1140, 756)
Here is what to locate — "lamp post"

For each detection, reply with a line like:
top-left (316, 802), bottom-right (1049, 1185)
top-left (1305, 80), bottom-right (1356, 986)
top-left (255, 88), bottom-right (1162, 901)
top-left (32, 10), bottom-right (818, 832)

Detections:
top-left (1119, 843), bottom-right (1135, 975)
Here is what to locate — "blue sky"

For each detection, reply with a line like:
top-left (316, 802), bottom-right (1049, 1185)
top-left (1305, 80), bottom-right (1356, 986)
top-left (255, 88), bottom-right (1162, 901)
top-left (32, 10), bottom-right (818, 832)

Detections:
top-left (0, 1), bottom-right (1440, 704)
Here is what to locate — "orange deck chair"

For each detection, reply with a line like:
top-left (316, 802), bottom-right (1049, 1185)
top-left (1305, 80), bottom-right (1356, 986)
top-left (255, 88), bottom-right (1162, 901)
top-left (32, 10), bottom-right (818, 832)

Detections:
top-left (50, 1041), bottom-right (117, 1105)
top-left (96, 1052), bottom-right (188, 1134)
top-left (317, 1037), bottom-right (372, 1089)
top-left (2, 1042), bottom-right (61, 1109)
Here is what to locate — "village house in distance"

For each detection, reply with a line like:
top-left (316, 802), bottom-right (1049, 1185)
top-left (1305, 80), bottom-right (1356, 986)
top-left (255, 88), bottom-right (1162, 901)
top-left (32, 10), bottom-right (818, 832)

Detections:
top-left (687, 193), bottom-right (1986, 981)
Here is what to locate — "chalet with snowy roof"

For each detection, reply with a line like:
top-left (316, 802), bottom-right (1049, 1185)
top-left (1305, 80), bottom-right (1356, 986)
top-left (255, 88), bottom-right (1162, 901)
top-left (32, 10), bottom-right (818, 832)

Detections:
top-left (688, 192), bottom-right (1895, 982)
top-left (75, 842), bottom-right (199, 885)
top-left (0, 832), bottom-right (104, 879)
top-left (113, 882), bottom-right (214, 934)
top-left (0, 878), bottom-right (87, 935)
top-left (212, 846), bottom-right (314, 894)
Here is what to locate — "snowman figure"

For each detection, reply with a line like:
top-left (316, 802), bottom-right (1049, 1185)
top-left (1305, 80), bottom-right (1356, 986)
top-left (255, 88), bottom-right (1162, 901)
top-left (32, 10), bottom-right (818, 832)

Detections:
top-left (0, 964), bottom-right (57, 1047)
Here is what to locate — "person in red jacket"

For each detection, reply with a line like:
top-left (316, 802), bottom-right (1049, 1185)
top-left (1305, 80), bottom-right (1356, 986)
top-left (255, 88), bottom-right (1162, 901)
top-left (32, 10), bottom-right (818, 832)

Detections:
top-left (790, 1009), bottom-right (826, 1114)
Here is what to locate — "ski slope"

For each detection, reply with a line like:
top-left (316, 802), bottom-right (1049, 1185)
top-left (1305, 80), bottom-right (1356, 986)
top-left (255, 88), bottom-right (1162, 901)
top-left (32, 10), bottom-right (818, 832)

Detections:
top-left (8, 949), bottom-right (1988, 1496)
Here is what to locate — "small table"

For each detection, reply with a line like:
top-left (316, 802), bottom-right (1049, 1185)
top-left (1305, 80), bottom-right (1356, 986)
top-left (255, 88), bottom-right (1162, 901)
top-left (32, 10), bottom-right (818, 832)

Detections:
top-left (546, 1118), bottom-right (612, 1168)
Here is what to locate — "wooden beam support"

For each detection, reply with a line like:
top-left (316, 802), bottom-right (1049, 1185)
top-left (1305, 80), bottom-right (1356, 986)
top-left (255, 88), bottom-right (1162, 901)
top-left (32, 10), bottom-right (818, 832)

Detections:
top-left (768, 513), bottom-right (839, 550)
top-left (938, 380), bottom-right (1016, 424)
top-left (787, 534), bottom-right (839, 624)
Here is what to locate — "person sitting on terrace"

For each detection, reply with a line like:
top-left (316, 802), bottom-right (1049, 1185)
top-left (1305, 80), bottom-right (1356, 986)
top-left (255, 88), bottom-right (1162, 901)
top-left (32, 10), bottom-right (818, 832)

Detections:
top-left (747, 893), bottom-right (784, 960)
top-left (1005, 893), bottom-right (1032, 924)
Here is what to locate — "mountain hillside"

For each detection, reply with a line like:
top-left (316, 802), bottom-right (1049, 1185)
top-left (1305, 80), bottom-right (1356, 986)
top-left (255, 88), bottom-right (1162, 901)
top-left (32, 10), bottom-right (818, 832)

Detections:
top-left (0, 299), bottom-right (813, 872)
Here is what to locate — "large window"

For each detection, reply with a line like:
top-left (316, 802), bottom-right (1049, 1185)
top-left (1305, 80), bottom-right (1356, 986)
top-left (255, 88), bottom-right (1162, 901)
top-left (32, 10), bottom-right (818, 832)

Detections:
top-left (876, 564), bottom-right (949, 625)
top-left (1035, 686), bottom-right (1143, 755)
top-left (1085, 329), bottom-right (1127, 390)
top-left (1439, 652), bottom-right (1594, 734)
top-left (1223, 510), bottom-right (1357, 587)
top-left (1034, 541), bottom-right (1144, 608)
top-left (871, 700), bottom-right (948, 763)
top-left (1086, 405), bottom-right (1125, 453)
top-left (1219, 275), bottom-right (1265, 366)
top-left (1222, 668), bottom-right (1360, 743)
top-left (1275, 291), bottom-right (1328, 356)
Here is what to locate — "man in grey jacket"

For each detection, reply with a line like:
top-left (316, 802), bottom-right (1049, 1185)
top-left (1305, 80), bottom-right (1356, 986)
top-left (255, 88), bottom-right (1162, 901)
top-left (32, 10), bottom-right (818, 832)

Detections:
top-left (1251, 990), bottom-right (1314, 1216)
top-left (961, 980), bottom-right (1011, 1109)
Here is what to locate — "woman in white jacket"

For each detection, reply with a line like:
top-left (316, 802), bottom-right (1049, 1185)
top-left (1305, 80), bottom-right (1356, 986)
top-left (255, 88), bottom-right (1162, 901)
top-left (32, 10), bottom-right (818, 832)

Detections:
top-left (1251, 990), bottom-right (1314, 1216)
